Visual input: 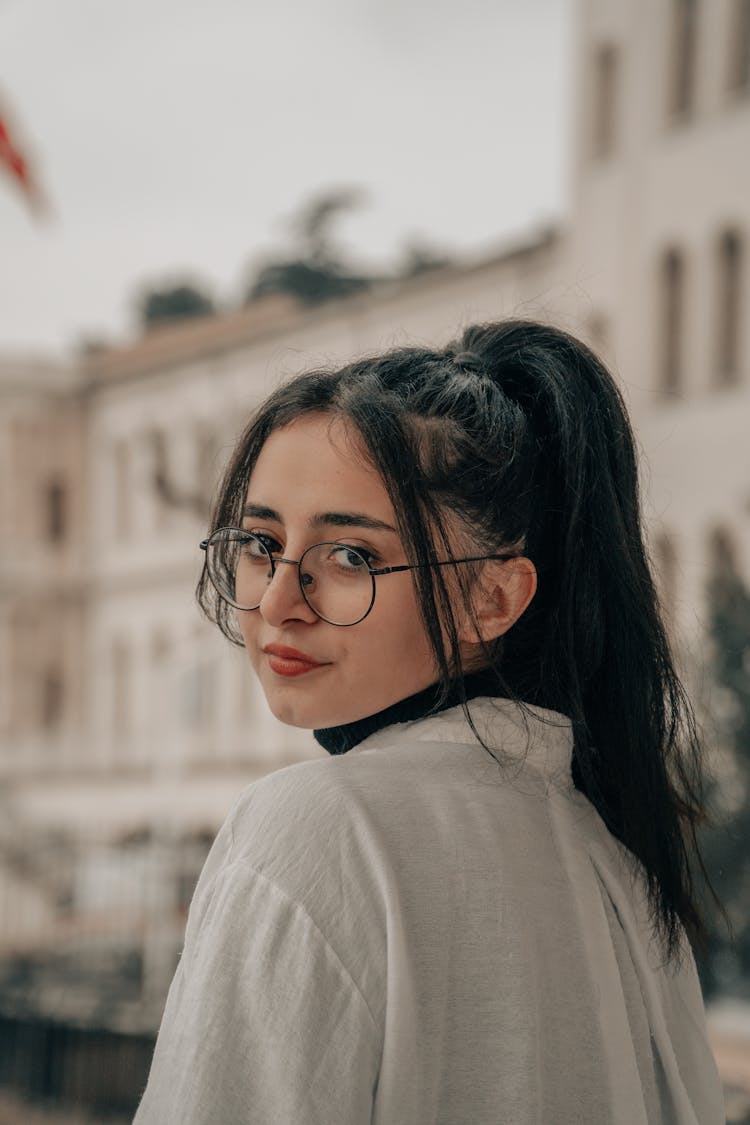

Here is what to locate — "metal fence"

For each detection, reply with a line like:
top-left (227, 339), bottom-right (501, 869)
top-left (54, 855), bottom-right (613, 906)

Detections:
top-left (0, 822), bottom-right (211, 1117)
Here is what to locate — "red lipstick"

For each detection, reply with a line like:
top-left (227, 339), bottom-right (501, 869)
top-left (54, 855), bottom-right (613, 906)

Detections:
top-left (262, 644), bottom-right (326, 678)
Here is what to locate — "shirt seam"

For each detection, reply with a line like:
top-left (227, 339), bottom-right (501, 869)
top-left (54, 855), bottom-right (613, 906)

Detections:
top-left (208, 855), bottom-right (381, 1038)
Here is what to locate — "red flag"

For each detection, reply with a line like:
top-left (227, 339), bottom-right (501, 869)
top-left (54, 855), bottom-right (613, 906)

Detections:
top-left (0, 103), bottom-right (46, 217)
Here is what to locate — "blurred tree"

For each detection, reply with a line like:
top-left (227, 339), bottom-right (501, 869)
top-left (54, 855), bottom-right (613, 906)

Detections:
top-left (396, 238), bottom-right (453, 279)
top-left (138, 282), bottom-right (215, 329)
top-left (248, 259), bottom-right (371, 305)
top-left (695, 556), bottom-right (750, 999)
top-left (291, 186), bottom-right (366, 266)
top-left (245, 186), bottom-right (376, 306)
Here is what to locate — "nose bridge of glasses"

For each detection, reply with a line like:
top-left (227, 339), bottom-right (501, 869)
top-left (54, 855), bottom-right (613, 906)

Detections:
top-left (264, 552), bottom-right (315, 593)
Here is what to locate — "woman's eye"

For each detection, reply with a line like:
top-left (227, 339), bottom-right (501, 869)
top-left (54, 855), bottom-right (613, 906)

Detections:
top-left (244, 532), bottom-right (281, 556)
top-left (330, 545), bottom-right (375, 570)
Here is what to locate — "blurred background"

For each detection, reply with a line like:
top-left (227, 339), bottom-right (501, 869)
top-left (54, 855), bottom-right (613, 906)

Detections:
top-left (0, 0), bottom-right (749, 1121)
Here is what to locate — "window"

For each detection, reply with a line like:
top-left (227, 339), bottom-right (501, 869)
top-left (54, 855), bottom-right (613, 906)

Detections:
top-left (148, 428), bottom-right (170, 528)
top-left (195, 424), bottom-right (222, 511)
top-left (112, 638), bottom-right (131, 738)
top-left (707, 526), bottom-right (738, 583)
top-left (653, 531), bottom-right (679, 625)
top-left (113, 440), bottom-right (131, 540)
top-left (40, 667), bottom-right (64, 730)
top-left (591, 45), bottom-right (618, 159)
top-left (728, 0), bottom-right (750, 94)
top-left (716, 229), bottom-right (744, 384)
top-left (44, 478), bottom-right (67, 544)
top-left (659, 248), bottom-right (686, 396)
top-left (669, 0), bottom-right (698, 120)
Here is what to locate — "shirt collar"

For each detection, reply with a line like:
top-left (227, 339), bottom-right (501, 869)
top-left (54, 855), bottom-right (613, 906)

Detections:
top-left (353, 695), bottom-right (575, 787)
top-left (313, 668), bottom-right (504, 756)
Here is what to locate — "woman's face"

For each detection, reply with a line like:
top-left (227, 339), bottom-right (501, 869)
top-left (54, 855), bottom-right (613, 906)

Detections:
top-left (237, 413), bottom-right (439, 729)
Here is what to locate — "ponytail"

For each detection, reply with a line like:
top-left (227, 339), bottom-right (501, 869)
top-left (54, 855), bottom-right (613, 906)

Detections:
top-left (199, 318), bottom-right (721, 963)
top-left (452, 321), bottom-right (714, 963)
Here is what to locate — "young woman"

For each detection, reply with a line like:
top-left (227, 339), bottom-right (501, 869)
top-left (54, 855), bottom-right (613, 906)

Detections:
top-left (134, 320), bottom-right (725, 1124)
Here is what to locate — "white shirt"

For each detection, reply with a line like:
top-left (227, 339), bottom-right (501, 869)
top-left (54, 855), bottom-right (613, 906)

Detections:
top-left (133, 697), bottom-right (725, 1124)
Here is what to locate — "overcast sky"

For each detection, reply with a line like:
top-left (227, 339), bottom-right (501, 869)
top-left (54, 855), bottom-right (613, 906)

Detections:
top-left (0, 0), bottom-right (573, 357)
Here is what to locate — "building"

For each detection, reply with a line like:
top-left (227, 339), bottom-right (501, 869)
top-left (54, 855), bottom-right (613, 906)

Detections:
top-left (0, 0), bottom-right (748, 1035)
top-left (571, 0), bottom-right (750, 635)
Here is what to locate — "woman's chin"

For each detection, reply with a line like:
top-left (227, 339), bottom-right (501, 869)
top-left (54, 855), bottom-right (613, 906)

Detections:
top-left (263, 687), bottom-right (365, 732)
top-left (262, 687), bottom-right (333, 731)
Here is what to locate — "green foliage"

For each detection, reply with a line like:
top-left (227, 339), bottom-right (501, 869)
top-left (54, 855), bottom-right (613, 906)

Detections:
top-left (247, 259), bottom-right (371, 306)
top-left (397, 239), bottom-right (453, 279)
top-left (245, 186), bottom-right (377, 307)
top-left (695, 562), bottom-right (750, 999)
top-left (139, 282), bottom-right (215, 329)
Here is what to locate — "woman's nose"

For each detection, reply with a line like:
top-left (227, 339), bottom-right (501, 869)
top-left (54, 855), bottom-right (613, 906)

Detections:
top-left (257, 558), bottom-right (318, 625)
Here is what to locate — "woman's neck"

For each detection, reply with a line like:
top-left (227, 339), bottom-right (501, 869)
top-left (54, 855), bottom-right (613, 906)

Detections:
top-left (313, 667), bottom-right (503, 755)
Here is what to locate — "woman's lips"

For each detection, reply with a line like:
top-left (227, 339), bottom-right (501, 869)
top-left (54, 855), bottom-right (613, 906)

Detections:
top-left (263, 644), bottom-right (326, 678)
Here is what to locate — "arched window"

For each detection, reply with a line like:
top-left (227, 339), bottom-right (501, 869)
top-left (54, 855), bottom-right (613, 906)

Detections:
top-left (591, 44), bottom-right (618, 159)
top-left (659, 248), bottom-right (686, 396)
top-left (669, 0), bottom-right (698, 120)
top-left (727, 0), bottom-right (750, 94)
top-left (716, 229), bottom-right (744, 384)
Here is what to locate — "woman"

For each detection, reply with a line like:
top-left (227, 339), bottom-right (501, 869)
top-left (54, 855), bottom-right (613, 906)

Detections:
top-left (134, 320), bottom-right (725, 1124)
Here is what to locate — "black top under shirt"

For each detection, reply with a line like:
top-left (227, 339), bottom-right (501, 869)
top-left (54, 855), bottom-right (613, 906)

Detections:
top-left (313, 668), bottom-right (504, 755)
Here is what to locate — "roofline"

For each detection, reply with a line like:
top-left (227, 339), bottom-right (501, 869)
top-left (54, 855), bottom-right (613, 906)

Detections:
top-left (82, 224), bottom-right (563, 387)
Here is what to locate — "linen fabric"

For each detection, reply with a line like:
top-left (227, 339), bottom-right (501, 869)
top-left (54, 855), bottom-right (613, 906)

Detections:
top-left (133, 697), bottom-right (725, 1125)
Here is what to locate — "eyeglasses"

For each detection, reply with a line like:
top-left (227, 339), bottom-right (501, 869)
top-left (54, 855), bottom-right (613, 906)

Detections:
top-left (200, 526), bottom-right (518, 627)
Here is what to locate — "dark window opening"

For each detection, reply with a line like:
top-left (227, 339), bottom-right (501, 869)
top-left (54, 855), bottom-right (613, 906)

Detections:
top-left (114, 441), bottom-right (131, 540)
top-left (728, 0), bottom-right (750, 93)
top-left (653, 531), bottom-right (679, 627)
top-left (112, 640), bottom-right (131, 738)
top-left (716, 229), bottom-right (744, 384)
top-left (660, 248), bottom-right (686, 396)
top-left (708, 526), bottom-right (738, 583)
top-left (41, 668), bottom-right (64, 729)
top-left (45, 479), bottom-right (67, 544)
top-left (669, 0), bottom-right (698, 120)
top-left (592, 45), bottom-right (618, 159)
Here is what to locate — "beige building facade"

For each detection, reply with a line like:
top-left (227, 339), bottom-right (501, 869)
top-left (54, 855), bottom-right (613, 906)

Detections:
top-left (572, 0), bottom-right (750, 634)
top-left (0, 0), bottom-right (748, 1022)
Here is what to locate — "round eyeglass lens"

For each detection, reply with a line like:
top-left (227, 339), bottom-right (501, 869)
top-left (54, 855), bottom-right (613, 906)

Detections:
top-left (297, 542), bottom-right (376, 625)
top-left (204, 530), bottom-right (376, 625)
top-left (205, 528), bottom-right (268, 609)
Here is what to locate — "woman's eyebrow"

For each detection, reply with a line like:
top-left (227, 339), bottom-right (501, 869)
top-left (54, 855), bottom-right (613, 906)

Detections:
top-left (243, 503), bottom-right (281, 522)
top-left (311, 511), bottom-right (398, 534)
top-left (242, 503), bottom-right (397, 534)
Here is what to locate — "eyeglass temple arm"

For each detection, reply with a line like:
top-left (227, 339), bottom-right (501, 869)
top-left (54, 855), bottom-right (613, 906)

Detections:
top-left (197, 537), bottom-right (516, 571)
top-left (370, 553), bottom-right (517, 576)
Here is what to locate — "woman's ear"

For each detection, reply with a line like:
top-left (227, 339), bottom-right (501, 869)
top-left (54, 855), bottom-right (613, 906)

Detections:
top-left (457, 556), bottom-right (537, 646)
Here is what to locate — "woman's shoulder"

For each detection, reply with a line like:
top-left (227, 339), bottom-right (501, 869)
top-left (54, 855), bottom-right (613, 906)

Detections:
top-left (229, 735), bottom-right (437, 831)
top-left (229, 748), bottom-right (390, 828)
top-left (214, 753), bottom-right (393, 909)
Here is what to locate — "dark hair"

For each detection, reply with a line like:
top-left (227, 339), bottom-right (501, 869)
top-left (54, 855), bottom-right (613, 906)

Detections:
top-left (197, 318), bottom-right (721, 965)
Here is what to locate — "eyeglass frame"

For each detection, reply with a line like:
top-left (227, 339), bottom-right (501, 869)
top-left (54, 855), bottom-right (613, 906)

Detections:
top-left (199, 525), bottom-right (519, 627)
